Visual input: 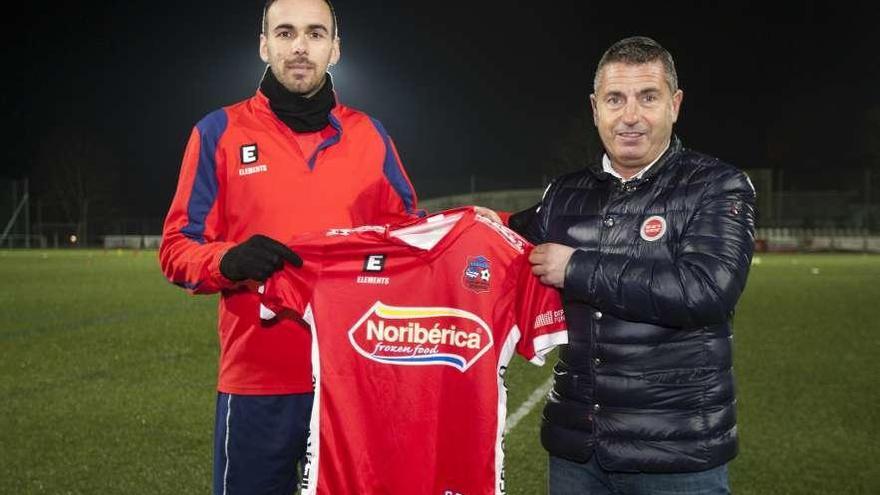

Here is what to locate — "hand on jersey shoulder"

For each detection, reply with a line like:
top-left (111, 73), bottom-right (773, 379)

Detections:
top-left (473, 206), bottom-right (503, 224)
top-left (220, 234), bottom-right (303, 282)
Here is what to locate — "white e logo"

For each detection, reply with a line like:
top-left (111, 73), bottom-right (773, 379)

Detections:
top-left (364, 254), bottom-right (386, 272)
top-left (241, 144), bottom-right (258, 164)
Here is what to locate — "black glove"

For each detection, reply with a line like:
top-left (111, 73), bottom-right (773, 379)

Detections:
top-left (219, 234), bottom-right (303, 282)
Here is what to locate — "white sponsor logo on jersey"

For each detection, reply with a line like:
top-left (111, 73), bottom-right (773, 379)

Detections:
top-left (533, 309), bottom-right (565, 329)
top-left (476, 214), bottom-right (526, 253)
top-left (356, 276), bottom-right (390, 285)
top-left (363, 254), bottom-right (386, 272)
top-left (238, 164), bottom-right (268, 176)
top-left (326, 226), bottom-right (386, 237)
top-left (240, 144), bottom-right (258, 164)
top-left (348, 301), bottom-right (494, 371)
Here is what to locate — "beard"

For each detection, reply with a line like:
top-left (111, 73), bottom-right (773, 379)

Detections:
top-left (271, 59), bottom-right (325, 97)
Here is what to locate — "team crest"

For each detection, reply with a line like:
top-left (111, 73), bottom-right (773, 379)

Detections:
top-left (462, 256), bottom-right (491, 293)
top-left (640, 215), bottom-right (667, 242)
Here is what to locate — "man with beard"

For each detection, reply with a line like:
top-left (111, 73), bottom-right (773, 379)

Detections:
top-left (159, 1), bottom-right (420, 493)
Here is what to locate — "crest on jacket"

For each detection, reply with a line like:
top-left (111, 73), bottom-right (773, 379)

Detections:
top-left (640, 216), bottom-right (667, 242)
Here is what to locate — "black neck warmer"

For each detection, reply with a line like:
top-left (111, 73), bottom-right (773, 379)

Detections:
top-left (259, 68), bottom-right (336, 133)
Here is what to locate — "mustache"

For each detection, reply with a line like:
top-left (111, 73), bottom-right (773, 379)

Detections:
top-left (285, 57), bottom-right (314, 68)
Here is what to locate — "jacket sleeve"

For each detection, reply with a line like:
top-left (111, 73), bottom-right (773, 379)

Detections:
top-left (369, 118), bottom-right (425, 222)
top-left (508, 181), bottom-right (558, 244)
top-left (564, 168), bottom-right (756, 328)
top-left (158, 113), bottom-right (237, 294)
top-left (508, 203), bottom-right (541, 243)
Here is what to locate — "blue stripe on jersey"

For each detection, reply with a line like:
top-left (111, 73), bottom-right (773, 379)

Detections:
top-left (369, 118), bottom-right (418, 215)
top-left (307, 114), bottom-right (343, 170)
top-left (173, 280), bottom-right (202, 291)
top-left (377, 355), bottom-right (465, 366)
top-left (182, 109), bottom-right (228, 244)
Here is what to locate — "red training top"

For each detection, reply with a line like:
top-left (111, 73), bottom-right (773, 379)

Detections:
top-left (160, 90), bottom-right (420, 394)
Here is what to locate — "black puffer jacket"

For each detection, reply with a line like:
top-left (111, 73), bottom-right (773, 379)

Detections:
top-left (511, 137), bottom-right (755, 473)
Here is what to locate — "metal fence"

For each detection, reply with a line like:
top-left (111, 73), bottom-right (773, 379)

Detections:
top-left (756, 228), bottom-right (880, 253)
top-left (4, 177), bottom-right (880, 252)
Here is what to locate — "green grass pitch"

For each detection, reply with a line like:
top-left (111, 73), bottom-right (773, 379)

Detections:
top-left (1, 251), bottom-right (878, 494)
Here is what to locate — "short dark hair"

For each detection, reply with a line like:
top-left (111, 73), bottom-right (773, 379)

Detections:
top-left (262, 0), bottom-right (338, 39)
top-left (594, 36), bottom-right (678, 93)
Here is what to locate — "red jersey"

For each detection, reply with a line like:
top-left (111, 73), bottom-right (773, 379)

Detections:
top-left (260, 207), bottom-right (567, 495)
top-left (159, 91), bottom-right (420, 394)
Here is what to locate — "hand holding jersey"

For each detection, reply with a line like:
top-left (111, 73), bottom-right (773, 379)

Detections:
top-left (528, 242), bottom-right (576, 289)
top-left (473, 205), bottom-right (504, 224)
top-left (219, 234), bottom-right (303, 282)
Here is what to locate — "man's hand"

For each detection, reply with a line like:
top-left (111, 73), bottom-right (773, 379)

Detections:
top-left (529, 243), bottom-right (575, 288)
top-left (220, 235), bottom-right (303, 282)
top-left (474, 206), bottom-right (503, 224)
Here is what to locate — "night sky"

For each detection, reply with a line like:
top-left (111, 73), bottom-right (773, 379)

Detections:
top-left (3, 1), bottom-right (879, 218)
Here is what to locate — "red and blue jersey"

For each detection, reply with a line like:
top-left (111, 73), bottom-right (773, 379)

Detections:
top-left (260, 207), bottom-right (568, 494)
top-left (159, 90), bottom-right (420, 394)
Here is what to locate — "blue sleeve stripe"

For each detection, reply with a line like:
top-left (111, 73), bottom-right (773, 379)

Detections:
top-left (181, 109), bottom-right (228, 244)
top-left (173, 280), bottom-right (202, 291)
top-left (308, 114), bottom-right (343, 170)
top-left (369, 118), bottom-right (417, 214)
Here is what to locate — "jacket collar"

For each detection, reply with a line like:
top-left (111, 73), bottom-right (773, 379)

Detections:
top-left (587, 135), bottom-right (683, 182)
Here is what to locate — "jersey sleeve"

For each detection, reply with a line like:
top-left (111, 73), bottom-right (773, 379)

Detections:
top-left (259, 252), bottom-right (320, 321)
top-left (158, 111), bottom-right (237, 294)
top-left (513, 249), bottom-right (568, 365)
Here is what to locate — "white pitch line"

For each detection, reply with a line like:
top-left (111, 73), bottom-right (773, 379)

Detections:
top-left (505, 376), bottom-right (554, 433)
